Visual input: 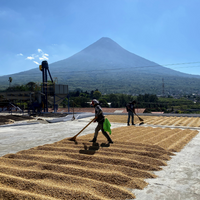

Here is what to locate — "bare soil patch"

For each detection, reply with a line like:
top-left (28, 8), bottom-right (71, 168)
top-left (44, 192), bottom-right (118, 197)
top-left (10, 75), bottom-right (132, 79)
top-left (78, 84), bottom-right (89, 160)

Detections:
top-left (49, 107), bottom-right (145, 114)
top-left (37, 113), bottom-right (68, 118)
top-left (0, 113), bottom-right (69, 125)
top-left (0, 115), bottom-right (34, 125)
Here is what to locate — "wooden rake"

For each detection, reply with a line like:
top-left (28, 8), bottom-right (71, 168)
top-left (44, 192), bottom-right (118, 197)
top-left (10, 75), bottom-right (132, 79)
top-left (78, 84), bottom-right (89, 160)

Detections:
top-left (135, 113), bottom-right (144, 122)
top-left (130, 109), bottom-right (144, 124)
top-left (69, 117), bottom-right (96, 141)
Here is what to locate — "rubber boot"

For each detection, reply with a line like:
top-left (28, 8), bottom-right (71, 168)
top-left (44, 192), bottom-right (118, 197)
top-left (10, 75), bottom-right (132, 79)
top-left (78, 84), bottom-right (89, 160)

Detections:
top-left (103, 131), bottom-right (113, 144)
top-left (108, 139), bottom-right (113, 144)
top-left (89, 138), bottom-right (96, 143)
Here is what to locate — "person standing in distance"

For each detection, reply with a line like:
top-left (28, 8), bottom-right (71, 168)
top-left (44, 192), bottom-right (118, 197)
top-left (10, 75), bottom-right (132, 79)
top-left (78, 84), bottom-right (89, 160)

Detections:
top-left (90, 99), bottom-right (113, 144)
top-left (126, 100), bottom-right (136, 126)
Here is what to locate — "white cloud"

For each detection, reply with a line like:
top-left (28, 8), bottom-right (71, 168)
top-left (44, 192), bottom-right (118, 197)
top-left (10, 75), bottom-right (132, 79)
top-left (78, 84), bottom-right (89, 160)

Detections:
top-left (25, 48), bottom-right (49, 63)
top-left (39, 55), bottom-right (49, 60)
top-left (43, 55), bottom-right (49, 60)
top-left (33, 61), bottom-right (39, 65)
top-left (17, 53), bottom-right (23, 56)
top-left (26, 56), bottom-right (34, 60)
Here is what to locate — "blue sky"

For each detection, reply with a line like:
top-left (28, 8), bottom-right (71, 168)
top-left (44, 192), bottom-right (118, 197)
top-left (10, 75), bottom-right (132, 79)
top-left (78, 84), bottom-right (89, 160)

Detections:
top-left (1, 0), bottom-right (200, 76)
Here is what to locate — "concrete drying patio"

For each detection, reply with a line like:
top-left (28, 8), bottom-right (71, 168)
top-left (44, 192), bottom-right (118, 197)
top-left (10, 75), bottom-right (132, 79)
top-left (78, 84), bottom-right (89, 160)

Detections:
top-left (0, 113), bottom-right (199, 199)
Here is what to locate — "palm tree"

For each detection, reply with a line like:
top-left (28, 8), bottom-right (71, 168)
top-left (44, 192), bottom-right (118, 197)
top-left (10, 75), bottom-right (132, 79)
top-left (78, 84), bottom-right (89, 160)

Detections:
top-left (8, 77), bottom-right (12, 87)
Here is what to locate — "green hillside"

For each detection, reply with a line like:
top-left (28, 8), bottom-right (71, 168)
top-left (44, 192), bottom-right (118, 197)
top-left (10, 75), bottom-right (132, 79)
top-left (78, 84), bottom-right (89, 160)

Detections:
top-left (1, 37), bottom-right (200, 95)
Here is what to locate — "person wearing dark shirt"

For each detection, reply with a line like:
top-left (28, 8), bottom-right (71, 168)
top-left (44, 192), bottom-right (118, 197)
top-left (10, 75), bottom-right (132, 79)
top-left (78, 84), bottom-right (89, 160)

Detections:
top-left (126, 100), bottom-right (136, 126)
top-left (89, 99), bottom-right (113, 144)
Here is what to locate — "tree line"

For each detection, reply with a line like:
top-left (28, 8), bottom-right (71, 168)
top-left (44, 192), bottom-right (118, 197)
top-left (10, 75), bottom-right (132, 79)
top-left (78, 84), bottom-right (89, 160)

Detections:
top-left (61, 88), bottom-right (135, 108)
top-left (1, 82), bottom-right (199, 113)
top-left (64, 90), bottom-right (198, 114)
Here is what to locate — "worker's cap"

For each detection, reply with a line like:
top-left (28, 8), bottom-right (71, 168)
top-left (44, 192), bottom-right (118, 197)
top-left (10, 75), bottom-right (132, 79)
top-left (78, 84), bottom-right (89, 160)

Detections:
top-left (91, 99), bottom-right (99, 105)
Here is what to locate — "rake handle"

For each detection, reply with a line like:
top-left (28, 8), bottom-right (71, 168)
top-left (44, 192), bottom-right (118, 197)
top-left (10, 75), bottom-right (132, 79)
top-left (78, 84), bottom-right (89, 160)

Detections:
top-left (76, 118), bottom-right (95, 136)
top-left (129, 108), bottom-right (144, 121)
top-left (69, 117), bottom-right (95, 141)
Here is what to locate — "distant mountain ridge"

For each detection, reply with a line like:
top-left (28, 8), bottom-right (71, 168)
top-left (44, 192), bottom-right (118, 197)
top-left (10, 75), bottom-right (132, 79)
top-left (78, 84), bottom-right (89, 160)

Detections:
top-left (1, 37), bottom-right (200, 95)
top-left (49, 37), bottom-right (196, 77)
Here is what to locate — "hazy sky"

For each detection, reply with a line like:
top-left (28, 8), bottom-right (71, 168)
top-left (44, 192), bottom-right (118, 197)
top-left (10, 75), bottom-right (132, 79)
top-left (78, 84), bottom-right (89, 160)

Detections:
top-left (1, 0), bottom-right (200, 76)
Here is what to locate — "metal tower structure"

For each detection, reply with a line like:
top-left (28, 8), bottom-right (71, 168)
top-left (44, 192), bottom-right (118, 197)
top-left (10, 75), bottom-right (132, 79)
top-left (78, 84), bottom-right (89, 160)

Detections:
top-left (39, 61), bottom-right (54, 112)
